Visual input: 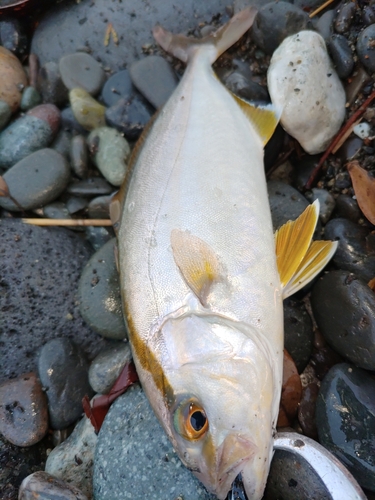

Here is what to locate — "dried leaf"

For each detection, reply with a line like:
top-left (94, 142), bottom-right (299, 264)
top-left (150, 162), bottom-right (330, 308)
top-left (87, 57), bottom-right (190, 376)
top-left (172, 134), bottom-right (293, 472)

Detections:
top-left (0, 176), bottom-right (9, 197)
top-left (368, 277), bottom-right (375, 291)
top-left (348, 161), bottom-right (375, 225)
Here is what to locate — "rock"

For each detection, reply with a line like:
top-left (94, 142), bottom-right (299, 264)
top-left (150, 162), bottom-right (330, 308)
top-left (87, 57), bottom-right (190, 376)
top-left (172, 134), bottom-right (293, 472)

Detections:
top-left (45, 416), bottom-right (97, 498)
top-left (0, 372), bottom-right (48, 447)
top-left (101, 70), bottom-right (134, 107)
top-left (38, 61), bottom-right (69, 106)
top-left (297, 382), bottom-right (319, 440)
top-left (357, 24), bottom-right (375, 74)
top-left (69, 88), bottom-right (106, 131)
top-left (0, 99), bottom-right (12, 130)
top-left (362, 6), bottom-right (375, 26)
top-left (251, 2), bottom-right (311, 55)
top-left (268, 180), bottom-right (310, 230)
top-left (316, 363), bottom-right (375, 491)
top-left (0, 218), bottom-right (106, 382)
top-left (0, 17), bottom-right (28, 57)
top-left (277, 350), bottom-right (302, 427)
top-left (87, 127), bottom-right (130, 186)
top-left (89, 342), bottom-right (132, 394)
top-left (284, 300), bottom-right (313, 373)
top-left (337, 135), bottom-right (363, 162)
top-left (324, 218), bottom-right (375, 282)
top-left (334, 2), bottom-right (356, 34)
top-left (311, 271), bottom-right (375, 371)
top-left (20, 86), bottom-right (42, 111)
top-left (19, 471), bottom-right (88, 500)
top-left (327, 34), bottom-right (354, 80)
top-left (61, 106), bottom-right (87, 134)
top-left (345, 66), bottom-right (372, 107)
top-left (105, 96), bottom-right (153, 141)
top-left (0, 45), bottom-right (28, 111)
top-left (307, 188), bottom-right (335, 224)
top-left (67, 177), bottom-right (114, 197)
top-left (66, 196), bottom-right (88, 215)
top-left (70, 134), bottom-right (89, 179)
top-left (59, 52), bottom-right (106, 95)
top-left (264, 124), bottom-right (285, 171)
top-left (292, 154), bottom-right (321, 192)
top-left (267, 31), bottom-right (346, 154)
top-left (219, 66), bottom-right (269, 104)
top-left (310, 344), bottom-right (343, 381)
top-left (51, 129), bottom-right (72, 159)
top-left (93, 384), bottom-right (216, 500)
top-left (87, 195), bottom-right (112, 219)
top-left (129, 55), bottom-right (178, 108)
top-left (0, 149), bottom-right (70, 212)
top-left (43, 201), bottom-right (71, 220)
top-left (85, 226), bottom-right (115, 251)
top-left (315, 9), bottom-right (335, 41)
top-left (78, 238), bottom-right (127, 340)
top-left (334, 194), bottom-right (361, 222)
top-left (38, 338), bottom-right (94, 430)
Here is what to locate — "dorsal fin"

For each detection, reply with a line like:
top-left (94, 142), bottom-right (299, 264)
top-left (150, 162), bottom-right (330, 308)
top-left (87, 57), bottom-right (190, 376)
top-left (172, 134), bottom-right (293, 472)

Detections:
top-left (171, 229), bottom-right (221, 305)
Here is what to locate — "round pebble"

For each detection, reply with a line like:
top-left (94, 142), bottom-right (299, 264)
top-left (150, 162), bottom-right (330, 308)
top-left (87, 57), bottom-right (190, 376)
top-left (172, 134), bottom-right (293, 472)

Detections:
top-left (0, 149), bottom-right (70, 212)
top-left (219, 67), bottom-right (269, 103)
top-left (20, 86), bottom-right (42, 111)
top-left (105, 96), bottom-right (153, 141)
top-left (315, 9), bottom-right (335, 41)
top-left (310, 344), bottom-right (343, 381)
top-left (307, 188), bottom-right (335, 224)
top-left (89, 342), bottom-right (132, 394)
top-left (0, 17), bottom-right (28, 57)
top-left (70, 134), bottom-right (89, 179)
top-left (87, 194), bottom-right (112, 219)
top-left (362, 6), bottom-right (375, 26)
top-left (100, 69), bottom-right (134, 107)
top-left (78, 238), bottom-right (128, 340)
top-left (357, 24), bottom-right (375, 73)
top-left (69, 88), bottom-right (106, 131)
top-left (327, 34), bottom-right (354, 80)
top-left (334, 194), bottom-right (361, 222)
top-left (337, 135), bottom-right (363, 162)
top-left (59, 52), bottom-right (105, 95)
top-left (268, 180), bottom-right (310, 230)
top-left (284, 300), bottom-right (313, 373)
top-left (85, 226), bottom-right (115, 251)
top-left (0, 45), bottom-right (28, 111)
top-left (37, 60), bottom-right (69, 106)
top-left (66, 196), bottom-right (88, 215)
top-left (311, 270), bottom-right (375, 371)
top-left (19, 471), bottom-right (88, 500)
top-left (292, 154), bottom-right (321, 191)
top-left (334, 2), bottom-right (356, 34)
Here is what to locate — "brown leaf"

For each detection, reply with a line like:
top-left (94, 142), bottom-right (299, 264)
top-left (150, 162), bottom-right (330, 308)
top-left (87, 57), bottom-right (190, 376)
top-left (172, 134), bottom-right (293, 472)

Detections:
top-left (0, 176), bottom-right (9, 197)
top-left (277, 349), bottom-right (302, 428)
top-left (348, 161), bottom-right (375, 225)
top-left (368, 277), bottom-right (375, 291)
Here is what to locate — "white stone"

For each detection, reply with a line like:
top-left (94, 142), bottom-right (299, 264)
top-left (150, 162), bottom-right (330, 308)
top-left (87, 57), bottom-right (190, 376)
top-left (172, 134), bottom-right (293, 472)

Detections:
top-left (353, 121), bottom-right (371, 140)
top-left (267, 31), bottom-right (346, 155)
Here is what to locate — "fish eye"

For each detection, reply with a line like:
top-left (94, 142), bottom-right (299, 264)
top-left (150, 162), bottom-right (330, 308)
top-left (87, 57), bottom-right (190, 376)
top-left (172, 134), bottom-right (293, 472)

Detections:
top-left (173, 398), bottom-right (209, 440)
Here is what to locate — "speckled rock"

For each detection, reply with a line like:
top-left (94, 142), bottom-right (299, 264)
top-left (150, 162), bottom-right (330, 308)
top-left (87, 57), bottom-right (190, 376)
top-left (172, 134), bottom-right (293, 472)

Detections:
top-left (268, 180), bottom-right (310, 230)
top-left (19, 471), bottom-right (88, 500)
top-left (334, 2), bottom-right (356, 34)
top-left (70, 88), bottom-right (106, 131)
top-left (284, 300), bottom-right (313, 373)
top-left (89, 342), bottom-right (132, 394)
top-left (267, 31), bottom-right (346, 154)
top-left (0, 218), bottom-right (106, 382)
top-left (78, 238), bottom-right (127, 340)
top-left (45, 416), bottom-right (97, 498)
top-left (0, 45), bottom-right (28, 111)
top-left (59, 52), bottom-right (105, 95)
top-left (93, 384), bottom-right (216, 500)
top-left (316, 363), bottom-right (375, 491)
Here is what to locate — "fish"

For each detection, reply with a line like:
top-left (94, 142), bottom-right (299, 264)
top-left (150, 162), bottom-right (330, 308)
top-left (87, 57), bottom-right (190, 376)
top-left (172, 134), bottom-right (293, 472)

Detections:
top-left (110, 7), bottom-right (337, 499)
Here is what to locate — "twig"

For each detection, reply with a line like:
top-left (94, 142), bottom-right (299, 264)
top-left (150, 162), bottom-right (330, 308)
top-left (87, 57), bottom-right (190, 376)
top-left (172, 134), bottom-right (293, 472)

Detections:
top-left (22, 218), bottom-right (112, 227)
top-left (309, 0), bottom-right (335, 18)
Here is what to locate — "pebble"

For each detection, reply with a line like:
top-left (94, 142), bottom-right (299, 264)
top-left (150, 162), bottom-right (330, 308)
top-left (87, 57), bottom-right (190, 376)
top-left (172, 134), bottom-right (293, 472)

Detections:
top-left (19, 471), bottom-right (88, 500)
top-left (277, 350), bottom-right (302, 427)
top-left (297, 382), bottom-right (319, 440)
top-left (78, 238), bottom-right (128, 340)
top-left (357, 24), bottom-right (375, 73)
top-left (59, 52), bottom-right (106, 95)
top-left (0, 148), bottom-right (70, 212)
top-left (219, 67), bottom-right (269, 104)
top-left (45, 416), bottom-right (97, 498)
top-left (87, 194), bottom-right (112, 219)
top-left (129, 55), bottom-right (178, 109)
top-left (337, 135), bottom-right (363, 162)
top-left (0, 99), bottom-right (12, 130)
top-left (0, 219), bottom-right (106, 381)
top-left (284, 300), bottom-right (313, 373)
top-left (51, 129), bottom-right (72, 159)
top-left (69, 88), bottom-right (106, 131)
top-left (67, 177), bottom-right (114, 197)
top-left (0, 45), bottom-right (28, 112)
top-left (105, 96), bottom-right (154, 141)
top-left (292, 154), bottom-right (321, 192)
top-left (93, 384), bottom-right (217, 500)
top-left (0, 372), bottom-right (48, 447)
top-left (307, 188), bottom-right (336, 224)
top-left (70, 134), bottom-right (89, 179)
top-left (20, 86), bottom-right (42, 111)
top-left (89, 342), bottom-right (132, 394)
top-left (327, 34), bottom-right (354, 80)
top-left (43, 201), bottom-right (71, 220)
top-left (362, 6), bottom-right (375, 26)
top-left (0, 17), bottom-right (28, 57)
top-left (345, 66), bottom-right (371, 106)
top-left (264, 124), bottom-right (285, 171)
top-left (38, 60), bottom-right (69, 106)
top-left (85, 226), bottom-right (115, 251)
top-left (334, 194), bottom-right (361, 222)
top-left (267, 180), bottom-right (310, 230)
top-left (251, 2), bottom-right (311, 55)
top-left (324, 218), bottom-right (375, 282)
top-left (311, 271), bottom-right (375, 371)
top-left (316, 363), bottom-right (375, 491)
top-left (101, 70), bottom-right (134, 107)
top-left (61, 106), bottom-right (87, 134)
top-left (310, 344), bottom-right (343, 381)
top-left (38, 338), bottom-right (94, 429)
top-left (66, 196), bottom-right (88, 215)
top-left (353, 121), bottom-right (371, 139)
top-left (334, 2), bottom-right (356, 34)
top-left (87, 127), bottom-right (131, 186)
top-left (315, 9), bottom-right (335, 41)
top-left (267, 31), bottom-right (346, 155)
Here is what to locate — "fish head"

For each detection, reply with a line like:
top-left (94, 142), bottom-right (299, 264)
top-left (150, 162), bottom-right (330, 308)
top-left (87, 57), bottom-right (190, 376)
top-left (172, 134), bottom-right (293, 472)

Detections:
top-left (155, 312), bottom-right (281, 500)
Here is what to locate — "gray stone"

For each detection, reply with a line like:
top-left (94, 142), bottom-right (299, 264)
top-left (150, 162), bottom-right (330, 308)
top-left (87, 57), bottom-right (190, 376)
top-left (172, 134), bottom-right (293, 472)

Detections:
top-left (51, 129), bottom-right (72, 159)
top-left (315, 9), bottom-right (335, 41)
top-left (66, 196), bottom-right (88, 215)
top-left (43, 201), bottom-right (71, 219)
top-left (105, 95), bottom-right (154, 141)
top-left (78, 238), bottom-right (127, 340)
top-left (19, 471), bottom-right (88, 500)
top-left (93, 385), bottom-right (216, 500)
top-left (327, 34), bottom-right (354, 80)
top-left (59, 52), bottom-right (106, 95)
top-left (307, 188), bottom-right (335, 224)
top-left (37, 61), bottom-right (69, 107)
top-left (67, 177), bottom-right (114, 197)
top-left (101, 70), bottom-right (134, 108)
top-left (284, 300), bottom-right (313, 373)
top-left (85, 226), bottom-right (115, 251)
top-left (70, 134), bottom-right (89, 179)
top-left (87, 195), bottom-right (112, 219)
top-left (267, 180), bottom-right (310, 230)
top-left (357, 24), bottom-right (375, 74)
top-left (89, 342), bottom-right (132, 394)
top-left (20, 86), bottom-right (42, 111)
top-left (0, 99), bottom-right (12, 130)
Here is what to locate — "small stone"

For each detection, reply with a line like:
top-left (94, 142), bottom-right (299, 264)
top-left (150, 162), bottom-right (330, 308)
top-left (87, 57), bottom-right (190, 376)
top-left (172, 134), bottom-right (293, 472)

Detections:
top-left (0, 45), bottom-right (28, 111)
top-left (0, 149), bottom-right (70, 212)
top-left (297, 382), bottom-right (319, 440)
top-left (85, 226), bottom-right (114, 251)
top-left (334, 2), bottom-right (356, 34)
top-left (67, 177), bottom-right (114, 197)
top-left (70, 134), bottom-right (89, 179)
top-left (310, 344), bottom-right (343, 381)
top-left (87, 127), bottom-right (130, 186)
top-left (101, 69), bottom-right (134, 107)
top-left (0, 17), bottom-right (28, 57)
top-left (334, 194), bottom-right (361, 222)
top-left (307, 188), bottom-right (335, 224)
top-left (311, 271), bottom-right (375, 371)
top-left (59, 52), bottom-right (105, 95)
top-left (66, 196), bottom-right (88, 215)
top-left (277, 350), bottom-right (302, 427)
top-left (357, 25), bottom-right (375, 74)
top-left (219, 68), bottom-right (269, 103)
top-left (292, 154), bottom-right (321, 192)
top-left (38, 61), bottom-right (69, 106)
top-left (78, 238), bottom-right (127, 340)
top-left (105, 96), bottom-right (153, 141)
top-left (20, 86), bottom-right (42, 111)
top-left (70, 88), bottom-right (106, 131)
top-left (45, 416), bottom-right (97, 498)
top-left (284, 300), bottom-right (313, 373)
top-left (268, 180), bottom-right (310, 230)
top-left (130, 55), bottom-right (178, 108)
top-left (19, 471), bottom-right (88, 500)
top-left (0, 99), bottom-right (12, 130)
top-left (315, 9), bottom-right (335, 41)
top-left (0, 372), bottom-right (48, 447)
top-left (87, 195), bottom-right (112, 219)
top-left (264, 124), bottom-right (285, 172)
top-left (61, 106), bottom-right (87, 134)
top-left (38, 338), bottom-right (94, 429)
top-left (43, 201), bottom-right (71, 219)
top-left (353, 121), bottom-right (371, 139)
top-left (362, 6), bottom-right (375, 26)
top-left (337, 135), bottom-right (363, 162)
top-left (345, 66), bottom-right (371, 106)
top-left (327, 34), bottom-right (354, 80)
top-left (316, 363), bottom-right (375, 491)
top-left (51, 129), bottom-right (72, 159)
top-left (89, 342), bottom-right (132, 394)
top-left (28, 103), bottom-right (61, 135)
top-left (267, 31), bottom-right (346, 154)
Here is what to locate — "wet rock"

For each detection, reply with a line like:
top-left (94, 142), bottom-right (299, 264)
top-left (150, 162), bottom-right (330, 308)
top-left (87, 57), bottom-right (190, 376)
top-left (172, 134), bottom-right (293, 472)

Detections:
top-left (130, 55), bottom-right (178, 109)
top-left (38, 338), bottom-right (94, 430)
top-left (0, 17), bottom-right (28, 57)
top-left (85, 226), bottom-right (114, 251)
top-left (327, 34), bottom-right (354, 80)
top-left (105, 96), bottom-right (153, 141)
top-left (251, 2), bottom-right (311, 55)
top-left (334, 2), bottom-right (356, 34)
top-left (307, 188), bottom-right (335, 224)
top-left (19, 471), bottom-right (88, 500)
top-left (43, 201), bottom-right (71, 220)
top-left (87, 127), bottom-right (130, 186)
top-left (101, 70), bottom-right (134, 107)
top-left (59, 52), bottom-right (105, 95)
top-left (357, 25), bottom-right (375, 74)
top-left (93, 384), bottom-right (216, 500)
top-left (310, 344), bottom-right (344, 381)
top-left (315, 9), bottom-right (335, 41)
top-left (70, 88), bottom-right (106, 131)
top-left (67, 177), bottom-right (114, 197)
top-left (316, 363), bottom-right (375, 491)
top-left (284, 300), bottom-right (313, 373)
top-left (268, 31), bottom-right (346, 154)
top-left (87, 194), bottom-right (112, 219)
top-left (78, 238), bottom-right (127, 340)
top-left (297, 382), bottom-right (319, 440)
top-left (362, 6), bottom-right (375, 26)
top-left (20, 86), bottom-right (42, 111)
top-left (45, 416), bottom-right (97, 498)
top-left (0, 372), bottom-right (48, 447)
top-left (0, 149), bottom-right (70, 212)
top-left (38, 61), bottom-right (69, 106)
top-left (89, 342), bottom-right (132, 394)
top-left (277, 350), bottom-right (302, 427)
top-left (268, 180), bottom-right (310, 230)
top-left (324, 218), bottom-right (375, 282)
top-left (70, 134), bottom-right (89, 179)
top-left (311, 271), bottom-right (375, 371)
top-left (0, 99), bottom-right (12, 130)
top-left (334, 194), bottom-right (361, 222)
top-left (0, 45), bottom-right (28, 111)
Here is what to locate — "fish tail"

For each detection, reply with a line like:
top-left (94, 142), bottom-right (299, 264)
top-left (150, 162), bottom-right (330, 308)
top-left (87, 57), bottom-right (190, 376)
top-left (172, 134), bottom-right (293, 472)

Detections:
top-left (153, 7), bottom-right (258, 64)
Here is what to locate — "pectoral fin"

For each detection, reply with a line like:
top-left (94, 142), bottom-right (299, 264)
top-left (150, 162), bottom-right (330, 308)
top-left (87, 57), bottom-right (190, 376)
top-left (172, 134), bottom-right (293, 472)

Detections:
top-left (171, 229), bottom-right (221, 305)
top-left (275, 200), bottom-right (338, 299)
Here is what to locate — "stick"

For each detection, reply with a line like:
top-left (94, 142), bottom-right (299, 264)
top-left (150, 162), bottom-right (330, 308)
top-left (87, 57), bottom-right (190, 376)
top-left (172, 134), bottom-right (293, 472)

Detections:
top-left (309, 0), bottom-right (335, 18)
top-left (22, 218), bottom-right (113, 227)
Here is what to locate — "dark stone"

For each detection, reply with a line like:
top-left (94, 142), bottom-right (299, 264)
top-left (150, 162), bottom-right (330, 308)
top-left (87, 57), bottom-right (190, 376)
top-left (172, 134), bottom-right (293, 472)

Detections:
top-left (66, 196), bottom-right (88, 215)
top-left (100, 69), bottom-right (134, 108)
top-left (334, 194), bottom-right (361, 222)
top-left (316, 363), bottom-right (375, 491)
top-left (327, 34), bottom-right (354, 79)
top-left (337, 135), bottom-right (363, 162)
top-left (264, 124), bottom-right (285, 172)
top-left (334, 2), bottom-right (356, 34)
top-left (19, 471), bottom-right (88, 500)
top-left (70, 134), bottom-right (89, 179)
top-left (67, 177), bottom-right (114, 197)
top-left (362, 6), bottom-right (375, 26)
top-left (87, 195), bottom-right (111, 219)
top-left (0, 17), bottom-right (28, 57)
top-left (59, 52), bottom-right (105, 96)
top-left (284, 300), bottom-right (313, 373)
top-left (89, 342), bottom-right (132, 394)
top-left (61, 106), bottom-right (87, 134)
top-left (219, 68), bottom-right (269, 104)
top-left (105, 96), bottom-right (154, 141)
top-left (38, 338), bottom-right (94, 430)
top-left (315, 9), bottom-right (335, 41)
top-left (291, 154), bottom-right (321, 192)
top-left (51, 129), bottom-right (72, 159)
top-left (85, 226), bottom-right (115, 251)
top-left (310, 344), bottom-right (343, 381)
top-left (357, 24), bottom-right (375, 74)
top-left (267, 180), bottom-right (310, 230)
top-left (311, 271), bottom-right (375, 371)
top-left (324, 218), bottom-right (375, 282)
top-left (297, 382), bottom-right (319, 440)
top-left (0, 218), bottom-right (107, 383)
top-left (37, 61), bottom-right (69, 107)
